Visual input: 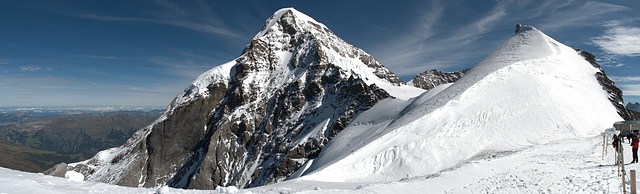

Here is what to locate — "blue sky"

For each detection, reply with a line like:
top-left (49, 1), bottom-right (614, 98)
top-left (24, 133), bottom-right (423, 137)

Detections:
top-left (1, 0), bottom-right (639, 107)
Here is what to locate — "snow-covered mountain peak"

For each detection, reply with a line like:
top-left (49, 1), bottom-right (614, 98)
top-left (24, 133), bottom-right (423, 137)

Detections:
top-left (54, 8), bottom-right (422, 190)
top-left (515, 24), bottom-right (536, 34)
top-left (170, 7), bottom-right (418, 113)
top-left (298, 25), bottom-right (623, 183)
top-left (255, 7), bottom-right (327, 38)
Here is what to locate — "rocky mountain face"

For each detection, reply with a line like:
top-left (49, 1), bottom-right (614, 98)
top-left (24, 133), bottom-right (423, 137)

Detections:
top-left (50, 8), bottom-right (411, 189)
top-left (575, 49), bottom-right (634, 120)
top-left (628, 102), bottom-right (640, 112)
top-left (407, 69), bottom-right (470, 90)
top-left (627, 102), bottom-right (640, 120)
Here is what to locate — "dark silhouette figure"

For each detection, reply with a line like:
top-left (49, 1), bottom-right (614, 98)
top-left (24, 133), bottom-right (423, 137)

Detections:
top-left (515, 23), bottom-right (522, 34)
top-left (632, 135), bottom-right (639, 163)
top-left (613, 134), bottom-right (620, 153)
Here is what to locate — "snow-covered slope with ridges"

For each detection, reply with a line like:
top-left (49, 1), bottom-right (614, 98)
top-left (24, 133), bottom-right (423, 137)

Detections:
top-left (2, 131), bottom-right (636, 193)
top-left (298, 26), bottom-right (623, 182)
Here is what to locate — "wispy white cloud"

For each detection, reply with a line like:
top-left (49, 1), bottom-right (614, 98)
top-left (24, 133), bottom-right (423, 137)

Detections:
top-left (78, 14), bottom-right (242, 39)
top-left (53, 54), bottom-right (129, 60)
top-left (21, 65), bottom-right (42, 72)
top-left (139, 49), bottom-right (233, 81)
top-left (70, 0), bottom-right (244, 39)
top-left (373, 0), bottom-right (634, 79)
top-left (591, 25), bottom-right (640, 57)
top-left (374, 0), bottom-right (508, 76)
top-left (610, 76), bottom-right (640, 82)
top-left (610, 76), bottom-right (640, 96)
top-left (619, 84), bottom-right (640, 96)
top-left (416, 0), bottom-right (444, 41)
top-left (528, 1), bottom-right (627, 32)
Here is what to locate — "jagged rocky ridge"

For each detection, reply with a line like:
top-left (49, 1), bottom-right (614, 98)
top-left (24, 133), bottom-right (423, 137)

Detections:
top-left (408, 69), bottom-right (471, 90)
top-left (47, 8), bottom-right (423, 189)
top-left (575, 49), bottom-right (634, 120)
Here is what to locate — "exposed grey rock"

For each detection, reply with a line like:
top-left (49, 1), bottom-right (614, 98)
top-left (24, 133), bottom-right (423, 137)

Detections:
top-left (408, 69), bottom-right (470, 90)
top-left (43, 163), bottom-right (67, 178)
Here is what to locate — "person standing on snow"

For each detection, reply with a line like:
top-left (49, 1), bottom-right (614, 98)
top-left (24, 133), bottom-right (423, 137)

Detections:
top-left (632, 134), bottom-right (639, 163)
top-left (613, 134), bottom-right (620, 153)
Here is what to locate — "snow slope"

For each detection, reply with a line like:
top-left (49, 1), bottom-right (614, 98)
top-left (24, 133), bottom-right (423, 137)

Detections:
top-left (2, 131), bottom-right (634, 193)
top-left (297, 26), bottom-right (623, 182)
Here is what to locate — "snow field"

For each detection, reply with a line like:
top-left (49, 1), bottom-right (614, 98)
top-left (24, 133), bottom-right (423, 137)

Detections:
top-left (297, 26), bottom-right (622, 183)
top-left (64, 171), bottom-right (84, 182)
top-left (1, 132), bottom-right (636, 193)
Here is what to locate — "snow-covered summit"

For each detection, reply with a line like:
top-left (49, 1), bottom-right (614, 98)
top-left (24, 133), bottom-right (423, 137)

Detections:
top-left (165, 7), bottom-right (420, 118)
top-left (255, 7), bottom-right (327, 38)
top-left (298, 25), bottom-right (623, 182)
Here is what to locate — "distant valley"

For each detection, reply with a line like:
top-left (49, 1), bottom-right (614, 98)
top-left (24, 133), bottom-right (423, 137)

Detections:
top-left (0, 107), bottom-right (162, 172)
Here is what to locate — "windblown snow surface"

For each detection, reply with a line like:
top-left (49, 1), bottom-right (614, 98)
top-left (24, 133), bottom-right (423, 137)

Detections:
top-left (0, 131), bottom-right (635, 193)
top-left (296, 26), bottom-right (622, 182)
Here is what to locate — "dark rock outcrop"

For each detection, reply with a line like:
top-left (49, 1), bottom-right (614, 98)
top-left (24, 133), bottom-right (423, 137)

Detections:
top-left (408, 69), bottom-right (470, 90)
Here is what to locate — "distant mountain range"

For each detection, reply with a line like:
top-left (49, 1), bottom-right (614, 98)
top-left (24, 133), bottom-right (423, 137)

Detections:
top-left (628, 102), bottom-right (640, 112)
top-left (0, 106), bottom-right (163, 114)
top-left (628, 102), bottom-right (640, 120)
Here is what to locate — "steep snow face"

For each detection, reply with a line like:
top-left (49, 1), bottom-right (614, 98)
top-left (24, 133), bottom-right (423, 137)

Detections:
top-left (299, 26), bottom-right (623, 182)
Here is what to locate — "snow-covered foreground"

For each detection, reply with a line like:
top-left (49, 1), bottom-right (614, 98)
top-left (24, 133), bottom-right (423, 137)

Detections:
top-left (2, 132), bottom-right (637, 193)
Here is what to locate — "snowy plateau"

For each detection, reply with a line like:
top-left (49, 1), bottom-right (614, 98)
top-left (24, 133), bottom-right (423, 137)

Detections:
top-left (17, 7), bottom-right (635, 193)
